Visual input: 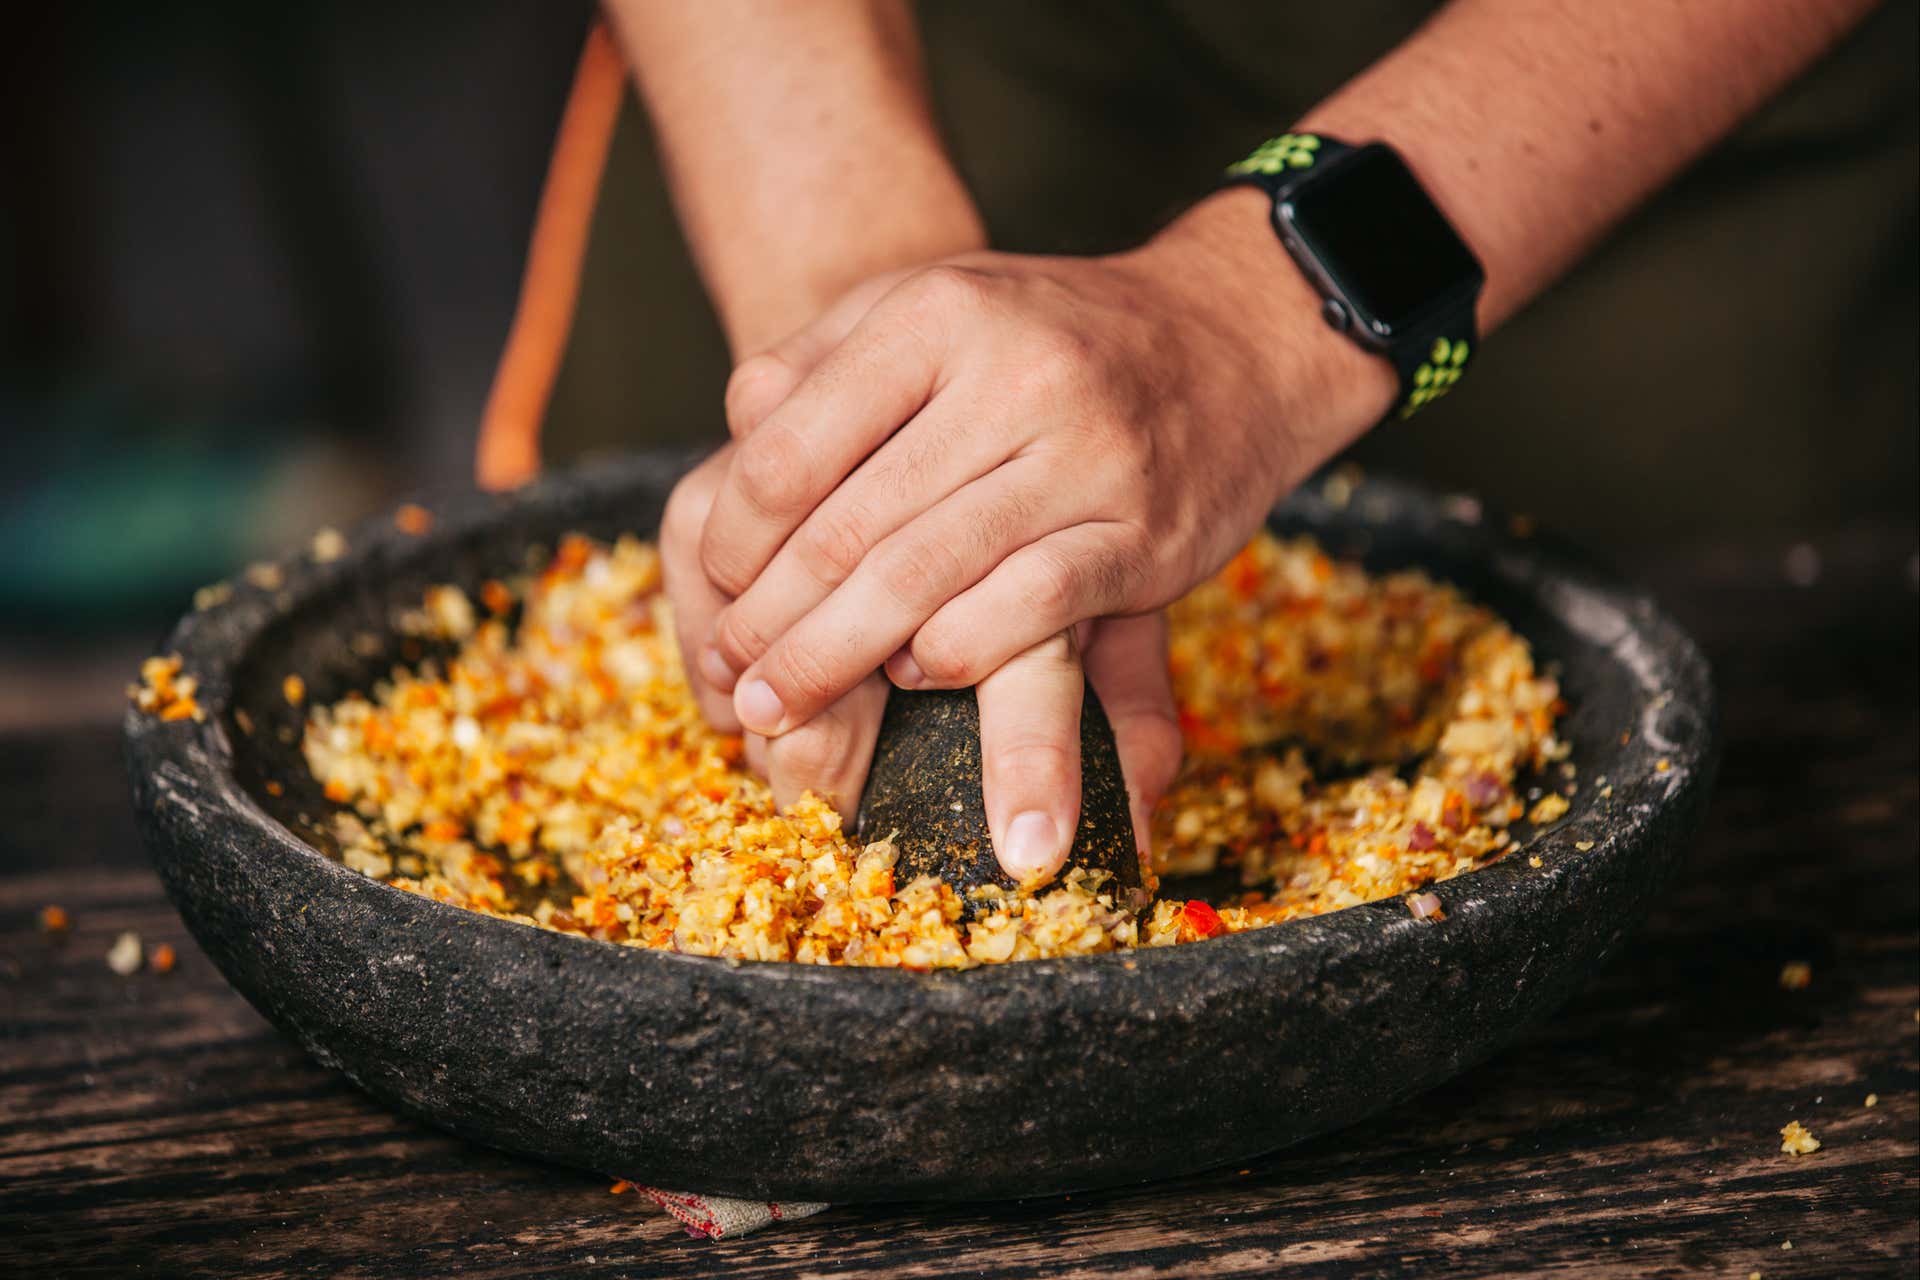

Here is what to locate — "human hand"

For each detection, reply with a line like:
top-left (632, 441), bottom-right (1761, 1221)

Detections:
top-left (695, 193), bottom-right (1395, 731)
top-left (663, 440), bottom-right (1184, 880)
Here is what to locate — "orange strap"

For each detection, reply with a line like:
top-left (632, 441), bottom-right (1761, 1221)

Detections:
top-left (475, 18), bottom-right (625, 491)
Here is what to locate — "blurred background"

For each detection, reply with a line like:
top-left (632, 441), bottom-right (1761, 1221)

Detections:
top-left (4, 0), bottom-right (1915, 728)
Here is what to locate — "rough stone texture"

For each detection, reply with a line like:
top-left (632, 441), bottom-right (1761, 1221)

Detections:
top-left (123, 453), bottom-right (1718, 1203)
top-left (856, 686), bottom-right (1144, 912)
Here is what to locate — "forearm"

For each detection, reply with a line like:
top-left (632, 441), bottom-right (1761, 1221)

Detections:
top-left (1298, 0), bottom-right (1876, 330)
top-left (1150, 0), bottom-right (1878, 455)
top-left (604, 0), bottom-right (984, 356)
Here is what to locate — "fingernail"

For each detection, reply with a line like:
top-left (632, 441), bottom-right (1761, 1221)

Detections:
top-left (888, 651), bottom-right (925, 688)
top-left (1001, 810), bottom-right (1066, 884)
top-left (736, 679), bottom-right (787, 735)
top-left (698, 645), bottom-right (738, 691)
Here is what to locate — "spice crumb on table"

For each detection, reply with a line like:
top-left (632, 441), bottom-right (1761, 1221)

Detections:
top-left (1779, 1120), bottom-right (1821, 1156)
top-left (105, 930), bottom-right (143, 976)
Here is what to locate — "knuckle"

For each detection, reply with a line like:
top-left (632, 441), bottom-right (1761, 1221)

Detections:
top-left (903, 264), bottom-right (988, 320)
top-left (909, 623), bottom-right (976, 687)
top-left (1019, 545), bottom-right (1081, 619)
top-left (733, 427), bottom-right (813, 520)
top-left (1024, 327), bottom-right (1086, 388)
top-left (712, 608), bottom-right (772, 668)
top-left (723, 355), bottom-right (788, 437)
top-left (1017, 536), bottom-right (1149, 622)
top-left (878, 429), bottom-right (944, 495)
top-left (768, 642), bottom-right (843, 710)
top-left (797, 505), bottom-right (873, 586)
top-left (699, 532), bottom-right (757, 598)
top-left (981, 486), bottom-right (1039, 548)
top-left (874, 535), bottom-right (964, 610)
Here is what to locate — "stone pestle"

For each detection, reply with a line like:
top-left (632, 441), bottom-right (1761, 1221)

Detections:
top-left (853, 686), bottom-right (1147, 917)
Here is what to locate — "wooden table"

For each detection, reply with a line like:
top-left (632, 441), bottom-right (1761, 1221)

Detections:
top-left (4, 525), bottom-right (1916, 1278)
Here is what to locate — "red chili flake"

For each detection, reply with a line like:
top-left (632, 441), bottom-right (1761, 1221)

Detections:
top-left (1178, 900), bottom-right (1227, 939)
top-left (1407, 822), bottom-right (1437, 852)
top-left (38, 905), bottom-right (69, 933)
top-left (608, 1179), bottom-right (633, 1195)
top-left (149, 943), bottom-right (178, 974)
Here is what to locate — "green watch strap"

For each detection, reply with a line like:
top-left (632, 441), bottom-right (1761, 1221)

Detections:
top-left (1223, 132), bottom-right (1350, 187)
top-left (1392, 332), bottom-right (1474, 420)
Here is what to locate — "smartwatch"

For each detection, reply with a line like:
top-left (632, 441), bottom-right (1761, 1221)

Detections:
top-left (1224, 134), bottom-right (1485, 421)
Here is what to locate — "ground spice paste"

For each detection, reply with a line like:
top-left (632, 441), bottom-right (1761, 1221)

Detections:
top-left (300, 532), bottom-right (1565, 968)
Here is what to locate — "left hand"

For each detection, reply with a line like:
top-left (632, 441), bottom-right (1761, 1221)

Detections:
top-left (693, 192), bottom-right (1395, 738)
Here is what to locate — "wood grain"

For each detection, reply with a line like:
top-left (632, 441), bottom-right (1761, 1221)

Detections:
top-left (2, 526), bottom-right (1915, 1278)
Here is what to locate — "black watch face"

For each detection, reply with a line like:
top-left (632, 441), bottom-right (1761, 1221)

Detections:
top-left (1281, 145), bottom-right (1482, 338)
